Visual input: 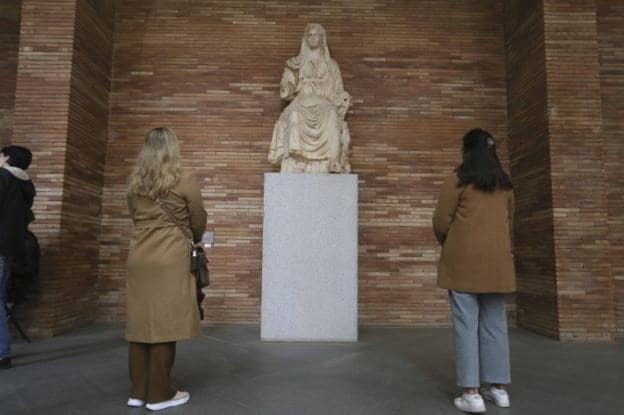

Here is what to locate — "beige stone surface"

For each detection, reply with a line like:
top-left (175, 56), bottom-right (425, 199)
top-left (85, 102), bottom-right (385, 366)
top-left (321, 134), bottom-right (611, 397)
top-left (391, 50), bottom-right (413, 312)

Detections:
top-left (268, 24), bottom-right (351, 174)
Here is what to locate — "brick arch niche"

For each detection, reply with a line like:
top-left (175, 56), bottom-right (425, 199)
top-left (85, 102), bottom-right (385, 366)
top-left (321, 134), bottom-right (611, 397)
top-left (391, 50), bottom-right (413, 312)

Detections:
top-left (4, 0), bottom-right (622, 341)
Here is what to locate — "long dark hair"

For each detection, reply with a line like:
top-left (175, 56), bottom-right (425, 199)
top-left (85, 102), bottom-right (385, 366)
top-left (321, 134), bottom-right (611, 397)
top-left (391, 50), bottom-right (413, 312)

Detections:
top-left (455, 128), bottom-right (512, 192)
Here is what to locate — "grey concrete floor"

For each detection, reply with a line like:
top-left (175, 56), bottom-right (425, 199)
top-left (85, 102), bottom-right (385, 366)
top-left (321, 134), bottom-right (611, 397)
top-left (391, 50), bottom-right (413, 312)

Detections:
top-left (0, 324), bottom-right (622, 415)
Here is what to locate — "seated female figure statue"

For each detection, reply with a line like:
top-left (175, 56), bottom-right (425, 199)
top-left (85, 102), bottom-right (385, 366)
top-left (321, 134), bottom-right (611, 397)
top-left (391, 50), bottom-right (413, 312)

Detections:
top-left (269, 24), bottom-right (351, 174)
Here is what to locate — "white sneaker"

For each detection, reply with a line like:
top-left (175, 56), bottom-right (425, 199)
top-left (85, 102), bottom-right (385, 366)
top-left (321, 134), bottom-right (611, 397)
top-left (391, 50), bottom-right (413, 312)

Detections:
top-left (127, 398), bottom-right (145, 407)
top-left (145, 391), bottom-right (190, 411)
top-left (482, 386), bottom-right (510, 408)
top-left (454, 393), bottom-right (486, 413)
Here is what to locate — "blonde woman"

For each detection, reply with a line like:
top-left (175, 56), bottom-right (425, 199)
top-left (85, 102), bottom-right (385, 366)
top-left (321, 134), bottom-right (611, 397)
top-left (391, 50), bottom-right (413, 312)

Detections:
top-left (125, 127), bottom-right (207, 411)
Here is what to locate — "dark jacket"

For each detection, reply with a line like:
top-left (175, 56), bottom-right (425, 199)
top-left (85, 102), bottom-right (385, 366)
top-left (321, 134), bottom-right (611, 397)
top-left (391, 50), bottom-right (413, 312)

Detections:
top-left (0, 166), bottom-right (36, 257)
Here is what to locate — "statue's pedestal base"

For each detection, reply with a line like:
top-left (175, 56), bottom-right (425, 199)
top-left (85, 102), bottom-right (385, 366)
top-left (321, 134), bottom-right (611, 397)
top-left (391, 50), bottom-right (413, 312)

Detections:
top-left (261, 173), bottom-right (358, 342)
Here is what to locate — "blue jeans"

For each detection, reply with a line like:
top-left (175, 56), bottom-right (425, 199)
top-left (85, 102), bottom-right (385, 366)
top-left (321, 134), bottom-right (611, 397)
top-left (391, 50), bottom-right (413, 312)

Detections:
top-left (449, 290), bottom-right (511, 388)
top-left (0, 255), bottom-right (11, 358)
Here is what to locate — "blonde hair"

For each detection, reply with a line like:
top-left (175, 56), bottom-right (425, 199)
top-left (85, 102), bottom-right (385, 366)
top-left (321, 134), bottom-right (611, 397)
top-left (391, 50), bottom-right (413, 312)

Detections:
top-left (128, 127), bottom-right (182, 198)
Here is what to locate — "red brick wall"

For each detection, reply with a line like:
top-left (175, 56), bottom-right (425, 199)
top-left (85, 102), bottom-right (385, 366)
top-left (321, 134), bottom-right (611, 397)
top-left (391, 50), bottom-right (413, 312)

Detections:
top-left (11, 0), bottom-right (77, 337)
top-left (11, 0), bottom-right (115, 336)
top-left (97, 0), bottom-right (512, 325)
top-left (59, 0), bottom-right (116, 333)
top-left (543, 0), bottom-right (613, 341)
top-left (505, 0), bottom-right (616, 341)
top-left (9, 0), bottom-right (619, 339)
top-left (503, 0), bottom-right (559, 338)
top-left (0, 0), bottom-right (21, 147)
top-left (598, 0), bottom-right (624, 337)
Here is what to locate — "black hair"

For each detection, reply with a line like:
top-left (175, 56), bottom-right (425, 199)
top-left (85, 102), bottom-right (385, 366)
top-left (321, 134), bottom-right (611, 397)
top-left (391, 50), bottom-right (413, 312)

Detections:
top-left (1, 145), bottom-right (32, 170)
top-left (455, 128), bottom-right (512, 192)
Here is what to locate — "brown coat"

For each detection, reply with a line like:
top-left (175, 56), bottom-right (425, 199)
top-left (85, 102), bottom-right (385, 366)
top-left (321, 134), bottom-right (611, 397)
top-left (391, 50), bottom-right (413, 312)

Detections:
top-left (433, 173), bottom-right (516, 293)
top-left (126, 172), bottom-right (207, 343)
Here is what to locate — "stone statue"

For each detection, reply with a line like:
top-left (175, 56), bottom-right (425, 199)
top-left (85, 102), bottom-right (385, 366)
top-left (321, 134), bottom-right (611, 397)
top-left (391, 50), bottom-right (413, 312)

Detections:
top-left (268, 24), bottom-right (351, 173)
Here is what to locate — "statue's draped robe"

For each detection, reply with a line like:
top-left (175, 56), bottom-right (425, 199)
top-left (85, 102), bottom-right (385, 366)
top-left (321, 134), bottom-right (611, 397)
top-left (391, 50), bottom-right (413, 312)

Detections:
top-left (269, 57), bottom-right (349, 173)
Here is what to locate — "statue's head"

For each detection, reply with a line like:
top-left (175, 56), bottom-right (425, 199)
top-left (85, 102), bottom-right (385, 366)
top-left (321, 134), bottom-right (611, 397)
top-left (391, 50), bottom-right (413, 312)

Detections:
top-left (286, 24), bottom-right (332, 70)
top-left (298, 23), bottom-right (330, 61)
top-left (304, 24), bottom-right (325, 50)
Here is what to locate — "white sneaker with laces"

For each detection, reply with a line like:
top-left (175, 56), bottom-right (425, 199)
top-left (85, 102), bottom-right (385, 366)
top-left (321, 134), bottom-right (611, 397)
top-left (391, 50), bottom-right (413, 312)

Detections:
top-left (454, 393), bottom-right (486, 413)
top-left (145, 391), bottom-right (190, 411)
top-left (482, 386), bottom-right (510, 408)
top-left (127, 398), bottom-right (145, 407)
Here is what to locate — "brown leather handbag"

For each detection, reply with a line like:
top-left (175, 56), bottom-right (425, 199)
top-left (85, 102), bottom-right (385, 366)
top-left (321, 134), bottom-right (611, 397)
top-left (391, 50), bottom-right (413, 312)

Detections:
top-left (190, 245), bottom-right (209, 288)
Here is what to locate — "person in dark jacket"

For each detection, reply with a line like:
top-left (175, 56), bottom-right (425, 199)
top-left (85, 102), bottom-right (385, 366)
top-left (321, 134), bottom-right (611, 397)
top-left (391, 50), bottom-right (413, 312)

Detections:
top-left (0, 145), bottom-right (36, 370)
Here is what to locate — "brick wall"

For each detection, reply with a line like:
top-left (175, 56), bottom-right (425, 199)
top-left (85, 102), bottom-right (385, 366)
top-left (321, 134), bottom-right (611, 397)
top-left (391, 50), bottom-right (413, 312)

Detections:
top-left (11, 0), bottom-right (115, 336)
top-left (503, 0), bottom-right (558, 338)
top-left (11, 0), bottom-right (77, 337)
top-left (97, 0), bottom-right (512, 325)
top-left (598, 0), bottom-right (624, 337)
top-left (505, 0), bottom-right (616, 341)
top-left (0, 0), bottom-right (21, 147)
top-left (58, 0), bottom-right (116, 333)
top-left (543, 0), bottom-right (613, 341)
top-left (9, 0), bottom-right (620, 339)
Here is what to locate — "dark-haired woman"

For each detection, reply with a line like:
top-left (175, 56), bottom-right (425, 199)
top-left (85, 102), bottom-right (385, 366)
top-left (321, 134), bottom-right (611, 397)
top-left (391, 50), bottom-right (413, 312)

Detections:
top-left (433, 129), bottom-right (515, 413)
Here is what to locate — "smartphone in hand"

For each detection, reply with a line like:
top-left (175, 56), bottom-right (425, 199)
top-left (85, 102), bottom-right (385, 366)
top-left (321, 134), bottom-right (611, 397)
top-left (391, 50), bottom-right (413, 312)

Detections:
top-left (202, 231), bottom-right (214, 248)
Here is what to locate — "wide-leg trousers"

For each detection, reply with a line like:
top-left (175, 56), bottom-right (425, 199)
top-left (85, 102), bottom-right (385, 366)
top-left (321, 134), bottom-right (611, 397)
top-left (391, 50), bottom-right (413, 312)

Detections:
top-left (128, 342), bottom-right (177, 403)
top-left (449, 290), bottom-right (511, 388)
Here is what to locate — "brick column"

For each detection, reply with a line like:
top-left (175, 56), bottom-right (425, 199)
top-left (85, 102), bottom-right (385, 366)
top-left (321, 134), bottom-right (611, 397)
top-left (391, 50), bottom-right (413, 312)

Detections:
top-left (11, 0), bottom-right (115, 337)
top-left (504, 0), bottom-right (558, 338)
top-left (505, 0), bottom-right (615, 341)
top-left (0, 0), bottom-right (21, 147)
top-left (597, 0), bottom-right (624, 338)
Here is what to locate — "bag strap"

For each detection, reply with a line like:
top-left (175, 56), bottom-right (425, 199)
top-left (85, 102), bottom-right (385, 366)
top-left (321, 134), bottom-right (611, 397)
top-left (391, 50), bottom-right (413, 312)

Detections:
top-left (154, 196), bottom-right (194, 245)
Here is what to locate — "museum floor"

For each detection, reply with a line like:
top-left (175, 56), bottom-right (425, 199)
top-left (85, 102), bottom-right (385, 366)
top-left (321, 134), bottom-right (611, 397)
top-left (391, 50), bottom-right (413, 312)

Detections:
top-left (1, 324), bottom-right (622, 415)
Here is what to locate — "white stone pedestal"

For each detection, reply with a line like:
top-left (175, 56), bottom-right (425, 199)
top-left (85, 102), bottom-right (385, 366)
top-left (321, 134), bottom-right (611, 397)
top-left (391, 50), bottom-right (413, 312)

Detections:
top-left (261, 173), bottom-right (358, 342)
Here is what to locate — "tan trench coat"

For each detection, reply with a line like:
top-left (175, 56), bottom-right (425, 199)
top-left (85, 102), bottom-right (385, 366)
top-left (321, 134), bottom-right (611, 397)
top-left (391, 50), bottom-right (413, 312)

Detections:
top-left (126, 172), bottom-right (207, 343)
top-left (433, 173), bottom-right (516, 293)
